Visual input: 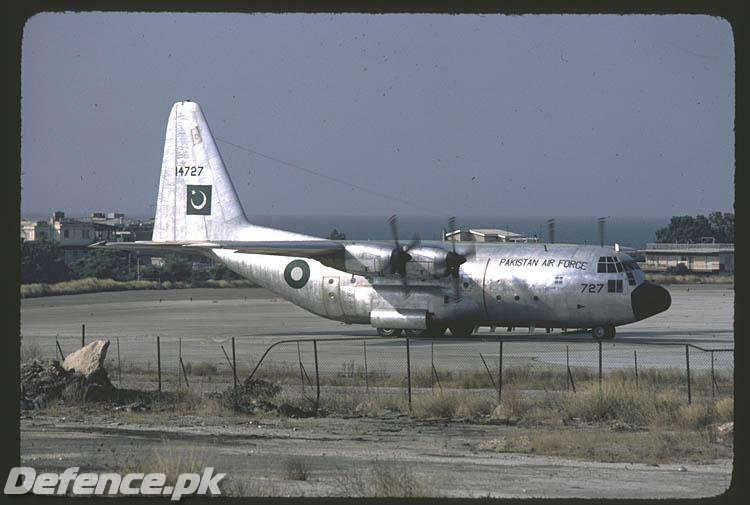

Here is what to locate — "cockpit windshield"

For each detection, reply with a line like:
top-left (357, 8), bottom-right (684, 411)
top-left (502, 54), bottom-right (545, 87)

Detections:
top-left (597, 256), bottom-right (640, 274)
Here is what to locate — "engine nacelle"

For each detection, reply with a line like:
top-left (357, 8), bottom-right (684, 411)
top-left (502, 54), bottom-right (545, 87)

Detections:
top-left (406, 247), bottom-right (451, 278)
top-left (370, 308), bottom-right (429, 330)
top-left (341, 243), bottom-right (395, 275)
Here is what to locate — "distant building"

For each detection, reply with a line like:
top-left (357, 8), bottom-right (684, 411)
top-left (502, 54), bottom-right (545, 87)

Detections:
top-left (444, 228), bottom-right (539, 243)
top-left (643, 241), bottom-right (734, 273)
top-left (20, 210), bottom-right (152, 265)
top-left (20, 220), bottom-right (52, 241)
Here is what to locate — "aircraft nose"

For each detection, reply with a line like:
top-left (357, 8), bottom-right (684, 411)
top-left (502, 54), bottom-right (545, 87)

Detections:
top-left (631, 281), bottom-right (671, 321)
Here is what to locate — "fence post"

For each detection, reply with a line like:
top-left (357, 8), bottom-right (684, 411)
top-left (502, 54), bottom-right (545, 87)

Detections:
top-left (297, 341), bottom-right (305, 393)
top-left (634, 349), bottom-right (639, 387)
top-left (363, 341), bottom-right (368, 393)
top-left (81, 324), bottom-right (85, 348)
top-left (498, 340), bottom-right (503, 405)
top-left (117, 337), bottom-right (121, 385)
top-left (156, 335), bottom-right (162, 392)
top-left (566, 345), bottom-right (576, 393)
top-left (313, 340), bottom-right (320, 410)
top-left (232, 337), bottom-right (238, 408)
top-left (685, 344), bottom-right (692, 405)
top-left (56, 337), bottom-right (64, 361)
top-left (178, 337), bottom-right (182, 388)
top-left (710, 350), bottom-right (716, 398)
top-left (406, 336), bottom-right (412, 411)
top-left (479, 353), bottom-right (497, 390)
top-left (598, 341), bottom-right (602, 390)
top-left (430, 341), bottom-right (434, 391)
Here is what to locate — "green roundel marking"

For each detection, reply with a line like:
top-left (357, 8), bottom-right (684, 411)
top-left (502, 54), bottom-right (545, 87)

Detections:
top-left (284, 260), bottom-right (310, 289)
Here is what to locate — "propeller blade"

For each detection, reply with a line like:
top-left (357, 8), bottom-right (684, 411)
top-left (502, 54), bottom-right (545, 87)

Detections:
top-left (451, 274), bottom-right (462, 303)
top-left (448, 216), bottom-right (457, 253)
top-left (405, 233), bottom-right (421, 252)
top-left (388, 214), bottom-right (401, 249)
top-left (386, 214), bottom-right (412, 296)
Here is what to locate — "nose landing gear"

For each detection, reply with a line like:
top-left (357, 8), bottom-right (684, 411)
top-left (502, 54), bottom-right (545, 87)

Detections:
top-left (591, 325), bottom-right (616, 341)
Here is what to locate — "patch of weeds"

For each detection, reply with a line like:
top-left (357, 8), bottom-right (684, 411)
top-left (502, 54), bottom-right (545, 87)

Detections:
top-left (282, 458), bottom-right (309, 481)
top-left (477, 436), bottom-right (532, 453)
top-left (369, 463), bottom-right (428, 497)
top-left (21, 343), bottom-right (44, 363)
top-left (188, 362), bottom-right (219, 376)
top-left (714, 397), bottom-right (733, 422)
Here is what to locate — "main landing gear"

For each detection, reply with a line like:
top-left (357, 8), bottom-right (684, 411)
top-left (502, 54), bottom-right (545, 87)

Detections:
top-left (376, 328), bottom-right (402, 337)
top-left (377, 321), bottom-right (478, 338)
top-left (591, 325), bottom-right (616, 341)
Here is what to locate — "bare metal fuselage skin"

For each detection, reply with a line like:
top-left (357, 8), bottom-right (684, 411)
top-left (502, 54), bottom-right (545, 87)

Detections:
top-left (98, 101), bottom-right (671, 335)
top-left (213, 241), bottom-right (647, 329)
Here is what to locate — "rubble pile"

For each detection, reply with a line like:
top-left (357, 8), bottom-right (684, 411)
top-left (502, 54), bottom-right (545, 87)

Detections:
top-left (210, 377), bottom-right (317, 418)
top-left (20, 339), bottom-right (116, 409)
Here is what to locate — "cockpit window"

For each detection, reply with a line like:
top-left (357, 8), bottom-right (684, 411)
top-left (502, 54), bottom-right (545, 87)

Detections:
top-left (598, 255), bottom-right (625, 274)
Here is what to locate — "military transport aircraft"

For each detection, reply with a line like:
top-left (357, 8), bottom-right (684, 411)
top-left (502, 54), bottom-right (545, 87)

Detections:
top-left (93, 101), bottom-right (671, 340)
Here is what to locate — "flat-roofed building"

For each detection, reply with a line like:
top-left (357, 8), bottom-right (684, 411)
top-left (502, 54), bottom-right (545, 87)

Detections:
top-left (444, 228), bottom-right (539, 243)
top-left (643, 242), bottom-right (734, 273)
top-left (21, 220), bottom-right (52, 241)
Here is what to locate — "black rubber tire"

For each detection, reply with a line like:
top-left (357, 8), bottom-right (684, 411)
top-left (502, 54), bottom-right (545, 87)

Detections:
top-left (449, 322), bottom-right (476, 337)
top-left (591, 325), bottom-right (616, 341)
top-left (377, 328), bottom-right (402, 337)
top-left (404, 324), bottom-right (447, 338)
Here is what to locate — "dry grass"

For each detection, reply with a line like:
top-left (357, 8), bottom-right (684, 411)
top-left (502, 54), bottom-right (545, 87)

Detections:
top-left (187, 361), bottom-right (219, 376)
top-left (368, 464), bottom-right (428, 497)
top-left (478, 427), bottom-right (732, 465)
top-left (282, 459), bottom-right (310, 481)
top-left (410, 392), bottom-right (493, 419)
top-left (21, 343), bottom-right (44, 363)
top-left (118, 445), bottom-right (208, 487)
top-left (715, 397), bottom-right (733, 422)
top-left (20, 277), bottom-right (256, 298)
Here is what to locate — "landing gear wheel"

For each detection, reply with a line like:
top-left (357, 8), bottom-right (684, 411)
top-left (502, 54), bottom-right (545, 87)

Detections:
top-left (404, 324), bottom-right (447, 338)
top-left (377, 328), bottom-right (403, 337)
top-left (449, 322), bottom-right (476, 337)
top-left (591, 325), bottom-right (616, 341)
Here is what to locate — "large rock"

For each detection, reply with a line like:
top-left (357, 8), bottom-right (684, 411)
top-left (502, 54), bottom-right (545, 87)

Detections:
top-left (20, 359), bottom-right (116, 408)
top-left (63, 340), bottom-right (109, 376)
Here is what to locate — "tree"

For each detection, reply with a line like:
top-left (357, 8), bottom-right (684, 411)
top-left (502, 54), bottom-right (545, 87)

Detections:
top-left (655, 212), bottom-right (734, 243)
top-left (69, 249), bottom-right (133, 281)
top-left (327, 228), bottom-right (347, 240)
top-left (21, 240), bottom-right (74, 284)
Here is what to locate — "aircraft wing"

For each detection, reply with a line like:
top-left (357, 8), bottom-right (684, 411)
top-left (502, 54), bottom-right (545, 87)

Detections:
top-left (90, 240), bottom-right (346, 258)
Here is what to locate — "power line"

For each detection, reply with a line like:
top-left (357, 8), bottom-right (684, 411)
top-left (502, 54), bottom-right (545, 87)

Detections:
top-left (215, 136), bottom-right (438, 214)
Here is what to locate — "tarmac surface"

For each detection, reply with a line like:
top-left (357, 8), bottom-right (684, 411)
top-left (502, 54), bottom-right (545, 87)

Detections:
top-left (20, 284), bottom-right (734, 374)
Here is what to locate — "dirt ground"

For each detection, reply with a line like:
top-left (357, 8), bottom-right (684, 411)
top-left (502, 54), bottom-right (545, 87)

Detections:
top-left (20, 409), bottom-right (732, 499)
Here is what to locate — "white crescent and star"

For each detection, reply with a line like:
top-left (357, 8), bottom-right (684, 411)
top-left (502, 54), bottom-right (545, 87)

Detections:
top-left (190, 189), bottom-right (207, 210)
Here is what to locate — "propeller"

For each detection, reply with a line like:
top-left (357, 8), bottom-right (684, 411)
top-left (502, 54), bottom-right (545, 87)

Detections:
top-left (387, 215), bottom-right (421, 295)
top-left (446, 216), bottom-right (469, 302)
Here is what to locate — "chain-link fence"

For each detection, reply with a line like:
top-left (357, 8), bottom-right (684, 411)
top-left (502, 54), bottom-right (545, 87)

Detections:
top-left (32, 331), bottom-right (733, 408)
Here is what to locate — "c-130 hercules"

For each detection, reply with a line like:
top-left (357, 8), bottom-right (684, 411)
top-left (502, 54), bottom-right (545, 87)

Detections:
top-left (95, 101), bottom-right (671, 340)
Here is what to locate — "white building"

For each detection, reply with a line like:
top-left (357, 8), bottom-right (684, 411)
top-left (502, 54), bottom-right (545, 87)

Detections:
top-left (643, 242), bottom-right (734, 273)
top-left (444, 228), bottom-right (539, 243)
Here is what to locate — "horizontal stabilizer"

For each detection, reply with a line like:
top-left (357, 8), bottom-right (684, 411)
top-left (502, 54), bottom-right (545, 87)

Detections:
top-left (90, 239), bottom-right (345, 259)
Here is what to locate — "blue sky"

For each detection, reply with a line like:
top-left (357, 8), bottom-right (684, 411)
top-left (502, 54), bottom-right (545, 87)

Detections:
top-left (21, 13), bottom-right (734, 218)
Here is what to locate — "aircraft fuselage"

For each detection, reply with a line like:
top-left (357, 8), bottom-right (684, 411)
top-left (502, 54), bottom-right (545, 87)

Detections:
top-left (212, 241), bottom-right (669, 332)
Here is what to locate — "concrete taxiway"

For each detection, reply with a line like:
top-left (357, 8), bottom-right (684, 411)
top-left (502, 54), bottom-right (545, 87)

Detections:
top-left (19, 284), bottom-right (734, 374)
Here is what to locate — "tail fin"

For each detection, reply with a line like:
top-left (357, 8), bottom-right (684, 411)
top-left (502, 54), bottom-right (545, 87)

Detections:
top-left (153, 101), bottom-right (251, 242)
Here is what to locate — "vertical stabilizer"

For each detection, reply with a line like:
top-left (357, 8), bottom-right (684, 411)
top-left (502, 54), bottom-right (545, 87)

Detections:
top-left (153, 101), bottom-right (249, 242)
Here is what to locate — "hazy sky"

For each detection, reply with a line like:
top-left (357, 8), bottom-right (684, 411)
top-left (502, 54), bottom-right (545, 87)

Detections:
top-left (21, 13), bottom-right (734, 218)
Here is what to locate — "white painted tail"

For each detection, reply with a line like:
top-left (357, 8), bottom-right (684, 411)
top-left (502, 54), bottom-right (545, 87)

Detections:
top-left (152, 101), bottom-right (316, 243)
top-left (152, 101), bottom-right (249, 242)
